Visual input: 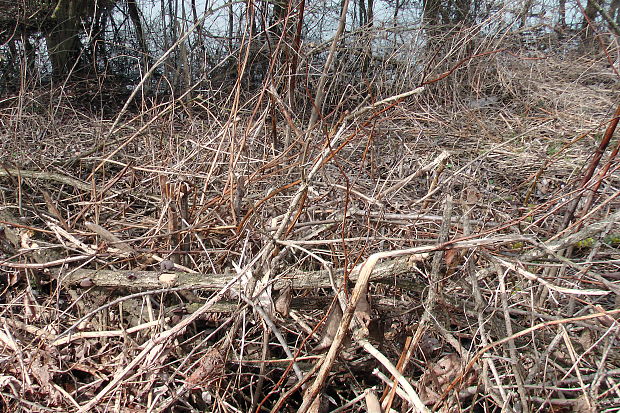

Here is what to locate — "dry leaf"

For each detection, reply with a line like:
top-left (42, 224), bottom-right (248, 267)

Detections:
top-left (187, 347), bottom-right (225, 388)
top-left (417, 353), bottom-right (463, 405)
top-left (274, 284), bottom-right (292, 316)
top-left (465, 185), bottom-right (481, 205)
top-left (443, 248), bottom-right (458, 268)
top-left (42, 190), bottom-right (69, 231)
top-left (418, 334), bottom-right (442, 359)
top-left (8, 271), bottom-right (19, 287)
top-left (313, 302), bottom-right (343, 351)
top-left (30, 354), bottom-right (52, 390)
top-left (20, 229), bottom-right (38, 249)
top-left (0, 226), bottom-right (16, 256)
top-left (355, 285), bottom-right (372, 327)
top-left (254, 276), bottom-right (274, 315)
top-left (23, 289), bottom-right (37, 321)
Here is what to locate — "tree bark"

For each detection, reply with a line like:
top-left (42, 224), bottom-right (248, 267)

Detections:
top-left (58, 255), bottom-right (424, 291)
top-left (127, 0), bottom-right (149, 72)
top-left (46, 0), bottom-right (86, 78)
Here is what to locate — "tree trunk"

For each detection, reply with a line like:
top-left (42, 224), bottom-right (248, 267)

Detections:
top-left (423, 0), bottom-right (441, 28)
top-left (228, 0), bottom-right (234, 53)
top-left (519, 0), bottom-right (534, 28)
top-left (613, 0), bottom-right (620, 25)
top-left (454, 0), bottom-right (470, 23)
top-left (127, 0), bottom-right (149, 72)
top-left (558, 0), bottom-right (567, 31)
top-left (46, 0), bottom-right (86, 78)
top-left (359, 0), bottom-right (367, 26)
top-left (582, 0), bottom-right (599, 37)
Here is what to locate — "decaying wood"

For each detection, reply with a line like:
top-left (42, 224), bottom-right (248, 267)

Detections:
top-left (58, 254), bottom-right (427, 291)
top-left (0, 167), bottom-right (92, 192)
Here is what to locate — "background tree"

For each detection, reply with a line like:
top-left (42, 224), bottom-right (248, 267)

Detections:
top-left (0, 0), bottom-right (609, 101)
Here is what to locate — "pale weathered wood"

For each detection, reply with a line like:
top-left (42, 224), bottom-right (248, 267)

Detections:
top-left (59, 254), bottom-right (428, 291)
top-left (0, 168), bottom-right (92, 192)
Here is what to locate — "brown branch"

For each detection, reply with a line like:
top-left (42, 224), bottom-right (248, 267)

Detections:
top-left (560, 103), bottom-right (620, 229)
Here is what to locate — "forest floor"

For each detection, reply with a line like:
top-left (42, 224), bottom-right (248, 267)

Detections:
top-left (0, 50), bottom-right (619, 412)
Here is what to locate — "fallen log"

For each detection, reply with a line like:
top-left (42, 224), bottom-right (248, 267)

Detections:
top-left (58, 254), bottom-right (428, 291)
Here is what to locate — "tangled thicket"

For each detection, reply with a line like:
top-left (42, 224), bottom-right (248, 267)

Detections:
top-left (1, 14), bottom-right (620, 413)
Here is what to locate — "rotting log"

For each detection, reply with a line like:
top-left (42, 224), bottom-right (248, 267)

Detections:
top-left (57, 255), bottom-right (427, 291)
